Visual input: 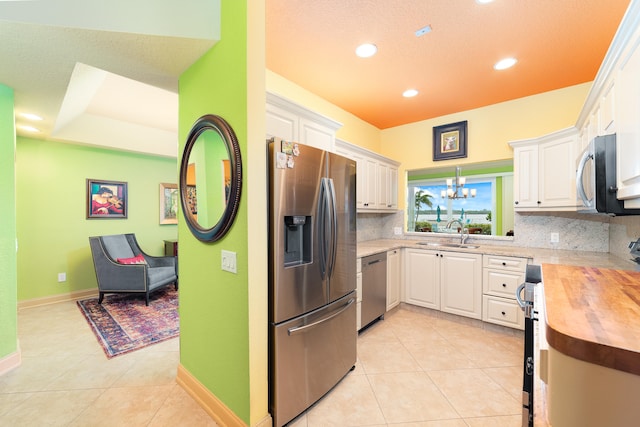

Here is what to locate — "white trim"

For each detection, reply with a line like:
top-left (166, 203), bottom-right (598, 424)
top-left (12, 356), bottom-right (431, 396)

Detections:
top-left (266, 91), bottom-right (342, 132)
top-left (0, 348), bottom-right (21, 376)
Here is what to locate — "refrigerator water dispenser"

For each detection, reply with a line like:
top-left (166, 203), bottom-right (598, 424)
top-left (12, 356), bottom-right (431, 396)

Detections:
top-left (284, 215), bottom-right (312, 266)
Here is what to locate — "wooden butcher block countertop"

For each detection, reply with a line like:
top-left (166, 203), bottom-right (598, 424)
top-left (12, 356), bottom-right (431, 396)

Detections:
top-left (542, 263), bottom-right (640, 375)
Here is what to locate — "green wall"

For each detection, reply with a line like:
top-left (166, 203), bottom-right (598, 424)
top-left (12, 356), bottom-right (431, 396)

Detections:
top-left (0, 84), bottom-right (18, 360)
top-left (16, 137), bottom-right (178, 301)
top-left (178, 0), bottom-right (252, 423)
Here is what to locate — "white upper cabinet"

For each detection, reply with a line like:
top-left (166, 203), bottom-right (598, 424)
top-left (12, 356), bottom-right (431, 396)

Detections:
top-left (266, 92), bottom-right (342, 152)
top-left (575, 1), bottom-right (640, 207)
top-left (510, 127), bottom-right (580, 211)
top-left (615, 23), bottom-right (640, 205)
top-left (335, 139), bottom-right (400, 212)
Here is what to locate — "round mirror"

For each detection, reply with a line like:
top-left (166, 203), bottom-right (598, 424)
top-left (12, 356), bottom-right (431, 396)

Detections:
top-left (179, 114), bottom-right (242, 242)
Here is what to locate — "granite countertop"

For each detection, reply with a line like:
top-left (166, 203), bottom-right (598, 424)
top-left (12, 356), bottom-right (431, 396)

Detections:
top-left (357, 238), bottom-right (638, 271)
top-left (542, 264), bottom-right (640, 375)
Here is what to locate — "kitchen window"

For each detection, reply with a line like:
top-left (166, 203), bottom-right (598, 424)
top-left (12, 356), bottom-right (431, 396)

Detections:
top-left (407, 163), bottom-right (514, 236)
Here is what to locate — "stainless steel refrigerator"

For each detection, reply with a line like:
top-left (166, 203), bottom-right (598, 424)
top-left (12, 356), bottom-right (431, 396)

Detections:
top-left (268, 138), bottom-right (357, 427)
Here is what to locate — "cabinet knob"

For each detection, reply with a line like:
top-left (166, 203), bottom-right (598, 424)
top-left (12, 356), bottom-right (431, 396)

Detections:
top-left (501, 311), bottom-right (506, 316)
top-left (502, 262), bottom-right (506, 266)
top-left (515, 201), bottom-right (519, 205)
top-left (537, 201), bottom-right (541, 204)
top-left (502, 283), bottom-right (507, 287)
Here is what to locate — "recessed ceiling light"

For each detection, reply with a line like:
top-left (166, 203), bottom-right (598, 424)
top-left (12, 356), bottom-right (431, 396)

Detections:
top-left (494, 57), bottom-right (518, 70)
top-left (20, 112), bottom-right (43, 121)
top-left (476, 0), bottom-right (494, 4)
top-left (18, 125), bottom-right (40, 133)
top-left (403, 89), bottom-right (419, 98)
top-left (355, 43), bottom-right (377, 58)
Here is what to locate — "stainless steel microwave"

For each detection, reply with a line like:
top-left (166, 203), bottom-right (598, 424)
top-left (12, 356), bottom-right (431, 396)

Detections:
top-left (576, 134), bottom-right (640, 215)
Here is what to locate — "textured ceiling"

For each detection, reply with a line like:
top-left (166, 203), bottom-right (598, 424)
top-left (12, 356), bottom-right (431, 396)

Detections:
top-left (266, 0), bottom-right (632, 129)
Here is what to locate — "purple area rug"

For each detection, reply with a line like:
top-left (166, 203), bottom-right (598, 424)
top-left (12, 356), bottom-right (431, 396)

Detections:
top-left (77, 287), bottom-right (179, 358)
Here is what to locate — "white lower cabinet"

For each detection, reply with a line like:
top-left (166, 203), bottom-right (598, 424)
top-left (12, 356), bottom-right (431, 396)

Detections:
top-left (482, 254), bottom-right (528, 329)
top-left (483, 295), bottom-right (523, 329)
top-left (440, 252), bottom-right (483, 319)
top-left (386, 249), bottom-right (401, 311)
top-left (404, 249), bottom-right (440, 310)
top-left (405, 248), bottom-right (482, 319)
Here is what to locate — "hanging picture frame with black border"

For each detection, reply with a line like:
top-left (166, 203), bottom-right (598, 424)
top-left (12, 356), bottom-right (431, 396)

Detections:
top-left (433, 120), bottom-right (468, 161)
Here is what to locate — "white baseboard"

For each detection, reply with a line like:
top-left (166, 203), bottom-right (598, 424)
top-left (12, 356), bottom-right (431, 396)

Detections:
top-left (18, 288), bottom-right (99, 310)
top-left (0, 348), bottom-right (21, 376)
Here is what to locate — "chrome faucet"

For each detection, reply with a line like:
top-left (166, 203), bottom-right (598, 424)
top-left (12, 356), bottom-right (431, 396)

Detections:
top-left (446, 219), bottom-right (469, 245)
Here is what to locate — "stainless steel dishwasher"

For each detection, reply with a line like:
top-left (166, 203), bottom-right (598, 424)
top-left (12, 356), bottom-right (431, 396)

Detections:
top-left (361, 252), bottom-right (387, 328)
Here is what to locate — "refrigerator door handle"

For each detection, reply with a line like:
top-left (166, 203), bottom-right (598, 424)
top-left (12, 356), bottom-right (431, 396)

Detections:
top-left (319, 178), bottom-right (330, 279)
top-left (327, 178), bottom-right (338, 279)
top-left (287, 297), bottom-right (355, 336)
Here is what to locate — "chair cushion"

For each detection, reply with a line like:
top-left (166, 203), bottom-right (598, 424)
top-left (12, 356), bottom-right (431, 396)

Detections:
top-left (102, 235), bottom-right (135, 259)
top-left (117, 254), bottom-right (147, 265)
top-left (148, 266), bottom-right (176, 286)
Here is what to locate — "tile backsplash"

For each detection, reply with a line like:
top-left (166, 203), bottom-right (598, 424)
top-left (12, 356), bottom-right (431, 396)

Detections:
top-left (357, 210), bottom-right (638, 256)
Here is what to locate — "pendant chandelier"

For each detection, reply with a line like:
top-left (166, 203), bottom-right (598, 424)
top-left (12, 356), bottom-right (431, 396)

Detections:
top-left (441, 166), bottom-right (476, 199)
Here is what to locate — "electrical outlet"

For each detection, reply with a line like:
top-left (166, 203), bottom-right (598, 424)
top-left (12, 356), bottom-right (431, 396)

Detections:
top-left (58, 272), bottom-right (66, 282)
top-left (221, 250), bottom-right (237, 274)
top-left (393, 227), bottom-right (402, 235)
top-left (550, 233), bottom-right (559, 243)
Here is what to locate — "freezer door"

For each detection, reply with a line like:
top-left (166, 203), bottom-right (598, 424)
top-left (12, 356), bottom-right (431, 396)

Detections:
top-left (327, 151), bottom-right (357, 302)
top-left (270, 293), bottom-right (357, 427)
top-left (269, 141), bottom-right (328, 323)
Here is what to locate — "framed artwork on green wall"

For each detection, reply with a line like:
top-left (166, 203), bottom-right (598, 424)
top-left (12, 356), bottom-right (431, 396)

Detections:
top-left (159, 182), bottom-right (178, 225)
top-left (86, 179), bottom-right (127, 219)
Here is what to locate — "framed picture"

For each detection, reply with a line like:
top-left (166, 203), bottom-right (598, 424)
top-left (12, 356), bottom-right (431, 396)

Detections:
top-left (159, 183), bottom-right (178, 225)
top-left (433, 120), bottom-right (468, 161)
top-left (186, 185), bottom-right (197, 217)
top-left (86, 179), bottom-right (127, 219)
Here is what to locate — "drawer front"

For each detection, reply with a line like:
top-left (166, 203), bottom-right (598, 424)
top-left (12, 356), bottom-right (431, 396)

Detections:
top-left (483, 255), bottom-right (528, 271)
top-left (482, 295), bottom-right (524, 330)
top-left (483, 269), bottom-right (525, 297)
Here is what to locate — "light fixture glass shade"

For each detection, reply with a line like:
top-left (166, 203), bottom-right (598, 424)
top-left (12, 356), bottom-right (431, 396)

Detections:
top-left (442, 166), bottom-right (477, 199)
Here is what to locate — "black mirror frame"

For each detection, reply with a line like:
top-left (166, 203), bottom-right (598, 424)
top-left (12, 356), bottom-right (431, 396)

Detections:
top-left (179, 114), bottom-right (242, 242)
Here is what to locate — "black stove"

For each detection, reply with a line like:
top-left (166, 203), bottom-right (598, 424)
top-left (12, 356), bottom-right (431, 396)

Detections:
top-left (516, 264), bottom-right (542, 427)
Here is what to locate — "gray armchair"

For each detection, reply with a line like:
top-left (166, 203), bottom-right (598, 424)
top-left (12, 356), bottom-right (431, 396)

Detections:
top-left (89, 233), bottom-right (178, 305)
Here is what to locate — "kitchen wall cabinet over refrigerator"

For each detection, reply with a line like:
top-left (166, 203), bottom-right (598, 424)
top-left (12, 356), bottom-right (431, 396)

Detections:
top-left (266, 92), bottom-right (342, 152)
top-left (510, 127), bottom-right (580, 211)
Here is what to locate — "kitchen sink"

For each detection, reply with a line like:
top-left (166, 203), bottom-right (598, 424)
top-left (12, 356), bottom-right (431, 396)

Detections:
top-left (417, 242), bottom-right (480, 249)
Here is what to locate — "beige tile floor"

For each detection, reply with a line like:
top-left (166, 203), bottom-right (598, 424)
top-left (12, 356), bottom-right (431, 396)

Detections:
top-left (0, 300), bottom-right (218, 427)
top-left (1, 301), bottom-right (525, 426)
